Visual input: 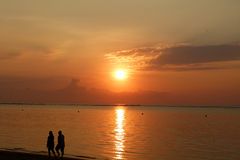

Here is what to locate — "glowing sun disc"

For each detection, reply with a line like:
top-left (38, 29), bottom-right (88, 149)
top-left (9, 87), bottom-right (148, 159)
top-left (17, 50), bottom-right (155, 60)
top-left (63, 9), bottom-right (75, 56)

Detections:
top-left (114, 70), bottom-right (127, 80)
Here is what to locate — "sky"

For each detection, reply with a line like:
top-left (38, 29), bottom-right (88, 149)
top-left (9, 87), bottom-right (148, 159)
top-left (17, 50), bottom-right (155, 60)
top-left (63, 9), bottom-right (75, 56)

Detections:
top-left (0, 0), bottom-right (240, 105)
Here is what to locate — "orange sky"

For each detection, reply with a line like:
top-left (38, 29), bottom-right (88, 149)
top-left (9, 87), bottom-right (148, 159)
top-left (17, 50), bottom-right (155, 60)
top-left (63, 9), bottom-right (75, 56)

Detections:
top-left (0, 0), bottom-right (240, 105)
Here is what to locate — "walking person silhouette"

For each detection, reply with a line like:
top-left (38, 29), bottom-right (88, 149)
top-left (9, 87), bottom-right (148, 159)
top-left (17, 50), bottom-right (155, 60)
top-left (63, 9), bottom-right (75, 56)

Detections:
top-left (47, 131), bottom-right (56, 159)
top-left (55, 130), bottom-right (65, 159)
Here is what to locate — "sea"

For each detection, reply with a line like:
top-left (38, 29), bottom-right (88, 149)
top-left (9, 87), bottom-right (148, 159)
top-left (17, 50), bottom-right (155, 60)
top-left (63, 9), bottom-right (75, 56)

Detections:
top-left (0, 104), bottom-right (240, 160)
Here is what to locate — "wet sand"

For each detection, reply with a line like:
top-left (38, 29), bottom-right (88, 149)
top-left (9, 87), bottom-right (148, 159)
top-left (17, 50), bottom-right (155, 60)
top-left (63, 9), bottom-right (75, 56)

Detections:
top-left (0, 150), bottom-right (97, 160)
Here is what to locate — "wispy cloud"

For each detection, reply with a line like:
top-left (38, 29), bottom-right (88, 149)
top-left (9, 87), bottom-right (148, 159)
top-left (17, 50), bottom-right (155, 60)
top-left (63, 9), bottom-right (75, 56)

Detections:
top-left (0, 52), bottom-right (22, 60)
top-left (106, 44), bottom-right (240, 71)
top-left (105, 47), bottom-right (161, 70)
top-left (0, 43), bottom-right (68, 62)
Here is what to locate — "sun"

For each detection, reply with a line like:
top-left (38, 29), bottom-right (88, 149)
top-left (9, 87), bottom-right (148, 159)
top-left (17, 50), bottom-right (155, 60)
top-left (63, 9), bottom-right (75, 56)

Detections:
top-left (114, 70), bottom-right (127, 80)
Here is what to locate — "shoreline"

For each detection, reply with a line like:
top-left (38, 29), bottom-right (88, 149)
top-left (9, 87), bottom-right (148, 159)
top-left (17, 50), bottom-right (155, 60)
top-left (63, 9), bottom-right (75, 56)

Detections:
top-left (0, 149), bottom-right (97, 160)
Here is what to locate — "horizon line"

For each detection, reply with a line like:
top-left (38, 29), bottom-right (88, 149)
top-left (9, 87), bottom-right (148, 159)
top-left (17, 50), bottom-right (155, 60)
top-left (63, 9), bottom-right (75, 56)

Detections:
top-left (0, 102), bottom-right (239, 108)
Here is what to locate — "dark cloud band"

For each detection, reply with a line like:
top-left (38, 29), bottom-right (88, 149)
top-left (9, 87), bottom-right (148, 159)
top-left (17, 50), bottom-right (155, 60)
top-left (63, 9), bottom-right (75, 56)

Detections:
top-left (106, 44), bottom-right (240, 71)
top-left (153, 45), bottom-right (240, 65)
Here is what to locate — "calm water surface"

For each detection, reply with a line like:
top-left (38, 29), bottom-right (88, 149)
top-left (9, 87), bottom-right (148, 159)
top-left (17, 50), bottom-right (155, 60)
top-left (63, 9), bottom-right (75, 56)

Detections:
top-left (0, 105), bottom-right (240, 160)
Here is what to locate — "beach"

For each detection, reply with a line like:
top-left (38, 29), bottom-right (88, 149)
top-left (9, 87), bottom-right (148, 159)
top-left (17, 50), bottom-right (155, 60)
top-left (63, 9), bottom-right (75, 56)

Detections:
top-left (0, 150), bottom-right (96, 160)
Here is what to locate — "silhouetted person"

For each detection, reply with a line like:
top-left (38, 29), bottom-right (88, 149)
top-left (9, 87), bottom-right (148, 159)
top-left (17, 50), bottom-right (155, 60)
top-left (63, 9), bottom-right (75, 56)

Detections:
top-left (47, 131), bottom-right (56, 159)
top-left (55, 130), bottom-right (65, 159)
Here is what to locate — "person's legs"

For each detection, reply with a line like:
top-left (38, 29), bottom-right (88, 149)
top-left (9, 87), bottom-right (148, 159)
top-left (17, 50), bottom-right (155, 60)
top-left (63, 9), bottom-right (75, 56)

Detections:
top-left (48, 148), bottom-right (51, 158)
top-left (55, 145), bottom-right (60, 157)
top-left (60, 147), bottom-right (64, 158)
top-left (51, 148), bottom-right (56, 157)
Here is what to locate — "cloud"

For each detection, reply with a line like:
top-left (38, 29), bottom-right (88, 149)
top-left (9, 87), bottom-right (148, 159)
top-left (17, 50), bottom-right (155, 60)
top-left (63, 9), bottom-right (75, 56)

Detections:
top-left (0, 77), bottom-right (239, 105)
top-left (106, 44), bottom-right (240, 71)
top-left (0, 52), bottom-right (22, 60)
top-left (0, 77), bottom-right (170, 105)
top-left (0, 44), bottom-right (64, 62)
top-left (105, 47), bottom-right (160, 70)
top-left (152, 45), bottom-right (240, 64)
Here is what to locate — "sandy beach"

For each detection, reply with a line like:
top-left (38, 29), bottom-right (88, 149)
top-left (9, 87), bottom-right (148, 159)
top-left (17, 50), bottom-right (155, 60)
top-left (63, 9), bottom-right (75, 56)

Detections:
top-left (0, 150), bottom-right (97, 160)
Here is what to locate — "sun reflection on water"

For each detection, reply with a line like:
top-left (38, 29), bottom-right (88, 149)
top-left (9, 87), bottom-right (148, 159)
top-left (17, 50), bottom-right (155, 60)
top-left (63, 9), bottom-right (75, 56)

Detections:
top-left (114, 108), bottom-right (125, 159)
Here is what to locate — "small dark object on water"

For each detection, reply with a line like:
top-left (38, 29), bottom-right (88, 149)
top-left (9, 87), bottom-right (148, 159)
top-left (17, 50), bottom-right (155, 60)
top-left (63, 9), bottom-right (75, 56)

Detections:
top-left (141, 112), bottom-right (144, 115)
top-left (205, 114), bottom-right (208, 118)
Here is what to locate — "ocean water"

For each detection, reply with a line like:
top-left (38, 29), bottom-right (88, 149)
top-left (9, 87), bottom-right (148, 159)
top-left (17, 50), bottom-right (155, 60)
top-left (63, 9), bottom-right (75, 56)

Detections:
top-left (0, 104), bottom-right (240, 160)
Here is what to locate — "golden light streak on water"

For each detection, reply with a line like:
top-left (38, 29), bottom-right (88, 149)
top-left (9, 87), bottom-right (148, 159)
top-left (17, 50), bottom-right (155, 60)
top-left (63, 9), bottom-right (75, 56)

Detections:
top-left (114, 108), bottom-right (125, 159)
